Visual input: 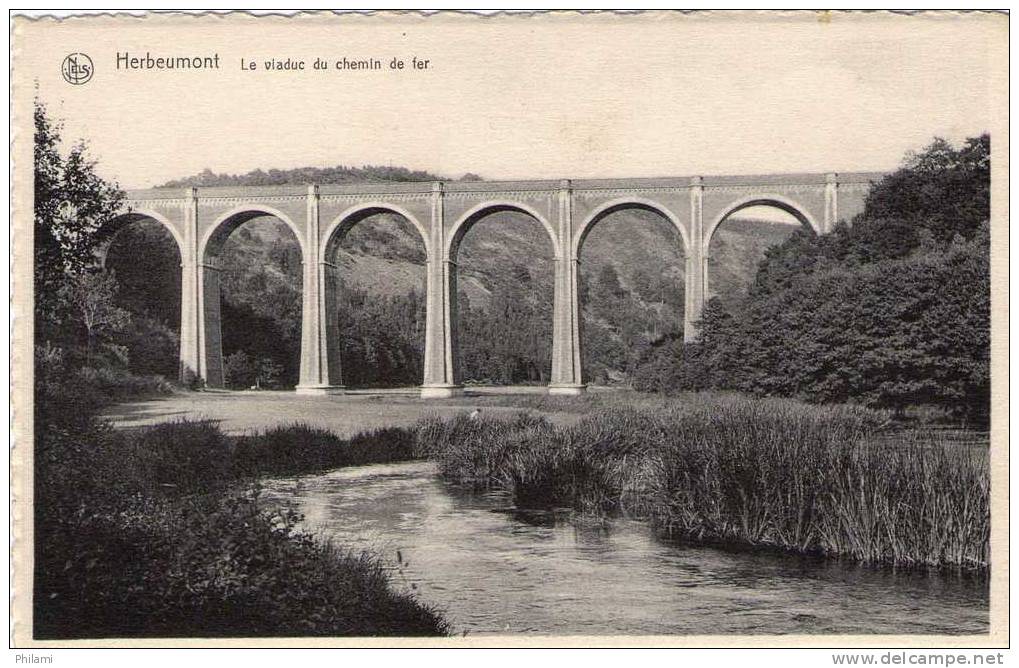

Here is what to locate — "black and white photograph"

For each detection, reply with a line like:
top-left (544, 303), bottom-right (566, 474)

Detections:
top-left (9, 9), bottom-right (1008, 651)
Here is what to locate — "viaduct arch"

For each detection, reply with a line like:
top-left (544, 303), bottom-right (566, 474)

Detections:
top-left (312, 203), bottom-right (431, 390)
top-left (117, 172), bottom-right (879, 397)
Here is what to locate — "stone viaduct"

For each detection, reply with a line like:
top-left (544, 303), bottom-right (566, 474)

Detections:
top-left (112, 172), bottom-right (880, 397)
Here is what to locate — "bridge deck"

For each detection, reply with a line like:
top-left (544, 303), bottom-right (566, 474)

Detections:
top-left (125, 171), bottom-right (885, 200)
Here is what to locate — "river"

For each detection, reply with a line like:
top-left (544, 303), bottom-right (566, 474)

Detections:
top-left (261, 461), bottom-right (988, 636)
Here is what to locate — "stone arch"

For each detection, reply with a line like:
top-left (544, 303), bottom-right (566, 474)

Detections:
top-left (321, 202), bottom-right (430, 263)
top-left (573, 198), bottom-right (689, 260)
top-left (314, 202), bottom-right (431, 390)
top-left (99, 209), bottom-right (185, 382)
top-left (196, 204), bottom-right (305, 390)
top-left (444, 200), bottom-right (559, 388)
top-left (100, 209), bottom-right (185, 267)
top-left (702, 194), bottom-right (820, 303)
top-left (703, 194), bottom-right (820, 254)
top-left (447, 201), bottom-right (559, 261)
top-left (570, 197), bottom-right (689, 385)
top-left (200, 204), bottom-right (305, 262)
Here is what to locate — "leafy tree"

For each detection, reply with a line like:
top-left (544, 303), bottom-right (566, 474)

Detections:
top-left (223, 351), bottom-right (255, 389)
top-left (60, 270), bottom-right (131, 364)
top-left (34, 101), bottom-right (124, 333)
top-left (864, 134), bottom-right (990, 243)
top-left (751, 134), bottom-right (989, 298)
top-left (105, 220), bottom-right (181, 328)
top-left (635, 134), bottom-right (992, 423)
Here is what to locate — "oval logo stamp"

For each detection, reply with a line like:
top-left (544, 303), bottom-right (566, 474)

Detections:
top-left (61, 52), bottom-right (93, 85)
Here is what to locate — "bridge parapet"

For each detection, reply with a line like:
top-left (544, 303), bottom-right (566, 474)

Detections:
top-left (123, 171), bottom-right (886, 203)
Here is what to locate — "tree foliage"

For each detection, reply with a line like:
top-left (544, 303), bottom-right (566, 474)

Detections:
top-left (60, 270), bottom-right (131, 363)
top-left (34, 100), bottom-right (124, 332)
top-left (634, 135), bottom-right (992, 422)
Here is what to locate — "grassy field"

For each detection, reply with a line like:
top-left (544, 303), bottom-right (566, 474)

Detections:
top-left (101, 387), bottom-right (601, 435)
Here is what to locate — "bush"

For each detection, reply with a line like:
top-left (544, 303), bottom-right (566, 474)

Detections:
top-left (75, 365), bottom-right (174, 403)
top-left (234, 423), bottom-right (419, 477)
top-left (35, 488), bottom-right (448, 638)
top-left (34, 414), bottom-right (447, 639)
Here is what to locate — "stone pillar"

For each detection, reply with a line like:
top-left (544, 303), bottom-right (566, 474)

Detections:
top-left (421, 182), bottom-right (462, 398)
top-left (297, 185), bottom-right (343, 394)
top-left (824, 172), bottom-right (839, 234)
top-left (178, 187), bottom-right (202, 384)
top-left (321, 261), bottom-right (344, 385)
top-left (549, 180), bottom-right (585, 395)
top-left (199, 256), bottom-right (225, 388)
top-left (684, 176), bottom-right (706, 342)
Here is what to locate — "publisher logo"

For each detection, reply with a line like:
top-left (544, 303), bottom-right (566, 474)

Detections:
top-left (61, 53), bottom-right (93, 85)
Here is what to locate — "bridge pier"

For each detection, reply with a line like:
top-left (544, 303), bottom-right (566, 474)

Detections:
top-left (548, 257), bottom-right (586, 394)
top-left (297, 186), bottom-right (345, 394)
top-left (549, 180), bottom-right (586, 395)
top-left (178, 189), bottom-right (202, 384)
top-left (420, 183), bottom-right (463, 398)
top-left (420, 257), bottom-right (462, 398)
top-left (198, 259), bottom-right (225, 388)
top-left (684, 176), bottom-right (706, 342)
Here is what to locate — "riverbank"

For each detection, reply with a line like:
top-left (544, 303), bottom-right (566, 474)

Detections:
top-left (33, 412), bottom-right (448, 638)
top-left (50, 389), bottom-right (988, 637)
top-left (261, 460), bottom-right (989, 635)
top-left (416, 394), bottom-right (990, 571)
top-left (100, 386), bottom-right (599, 435)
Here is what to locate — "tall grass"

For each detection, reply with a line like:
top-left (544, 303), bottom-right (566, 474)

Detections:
top-left (417, 396), bottom-right (989, 571)
top-left (101, 419), bottom-right (421, 493)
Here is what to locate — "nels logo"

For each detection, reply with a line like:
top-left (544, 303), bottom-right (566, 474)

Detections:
top-left (61, 53), bottom-right (94, 85)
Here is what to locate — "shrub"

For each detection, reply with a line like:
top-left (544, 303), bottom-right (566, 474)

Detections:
top-left (34, 415), bottom-right (448, 639)
top-left (74, 365), bottom-right (174, 403)
top-left (35, 488), bottom-right (448, 638)
top-left (234, 423), bottom-right (419, 477)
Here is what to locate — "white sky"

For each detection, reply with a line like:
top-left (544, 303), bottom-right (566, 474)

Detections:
top-left (23, 12), bottom-right (1004, 192)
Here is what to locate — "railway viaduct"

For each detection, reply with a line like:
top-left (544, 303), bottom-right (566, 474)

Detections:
top-left (110, 172), bottom-right (880, 397)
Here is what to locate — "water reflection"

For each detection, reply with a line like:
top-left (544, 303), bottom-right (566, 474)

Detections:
top-left (262, 461), bottom-right (988, 636)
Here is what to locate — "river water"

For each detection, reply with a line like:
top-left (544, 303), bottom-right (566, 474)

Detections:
top-left (261, 461), bottom-right (988, 636)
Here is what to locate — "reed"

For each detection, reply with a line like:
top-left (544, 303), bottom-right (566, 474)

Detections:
top-left (417, 396), bottom-right (989, 571)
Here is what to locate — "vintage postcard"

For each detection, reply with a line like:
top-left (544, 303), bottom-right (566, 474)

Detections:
top-left (9, 10), bottom-right (1009, 650)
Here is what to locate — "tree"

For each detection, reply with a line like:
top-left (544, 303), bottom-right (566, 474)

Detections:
top-left (34, 100), bottom-right (124, 334)
top-left (597, 265), bottom-right (625, 299)
top-left (254, 357), bottom-right (284, 389)
top-left (749, 135), bottom-right (990, 298)
top-left (60, 270), bottom-right (131, 364)
top-left (634, 134), bottom-right (992, 423)
top-left (864, 134), bottom-right (990, 244)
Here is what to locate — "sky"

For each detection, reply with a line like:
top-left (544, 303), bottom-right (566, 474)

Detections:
top-left (21, 11), bottom-right (1005, 192)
